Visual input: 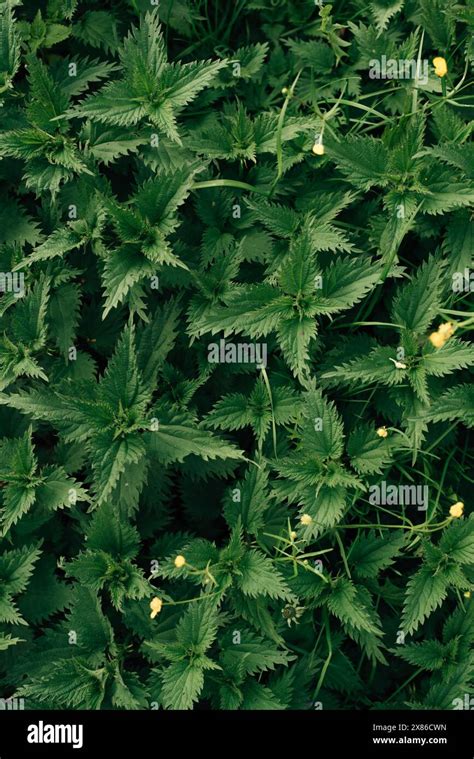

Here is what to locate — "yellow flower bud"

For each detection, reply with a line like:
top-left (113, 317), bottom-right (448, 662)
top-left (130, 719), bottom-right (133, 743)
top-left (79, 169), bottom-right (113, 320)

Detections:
top-left (150, 597), bottom-right (163, 619)
top-left (312, 142), bottom-right (325, 156)
top-left (438, 321), bottom-right (455, 338)
top-left (433, 57), bottom-right (448, 77)
top-left (449, 501), bottom-right (464, 518)
top-left (300, 513), bottom-right (313, 526)
top-left (174, 555), bottom-right (186, 568)
top-left (464, 591), bottom-right (471, 599)
top-left (429, 322), bottom-right (455, 348)
top-left (290, 530), bottom-right (297, 540)
top-left (376, 426), bottom-right (388, 438)
top-left (281, 86), bottom-right (289, 95)
top-left (428, 331), bottom-right (446, 349)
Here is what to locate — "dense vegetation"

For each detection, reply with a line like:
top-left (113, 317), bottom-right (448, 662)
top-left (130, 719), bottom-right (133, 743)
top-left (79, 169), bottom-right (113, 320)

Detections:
top-left (0, 0), bottom-right (473, 711)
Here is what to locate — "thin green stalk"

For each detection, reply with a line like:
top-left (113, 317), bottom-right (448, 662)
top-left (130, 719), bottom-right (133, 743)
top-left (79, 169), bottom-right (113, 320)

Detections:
top-left (412, 29), bottom-right (425, 113)
top-left (270, 70), bottom-right (302, 193)
top-left (191, 179), bottom-right (268, 195)
top-left (260, 365), bottom-right (278, 459)
top-left (313, 610), bottom-right (333, 701)
top-left (334, 530), bottom-right (351, 578)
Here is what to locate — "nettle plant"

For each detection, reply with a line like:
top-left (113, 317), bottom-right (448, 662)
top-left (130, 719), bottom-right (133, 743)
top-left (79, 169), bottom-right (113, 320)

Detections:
top-left (0, 0), bottom-right (473, 711)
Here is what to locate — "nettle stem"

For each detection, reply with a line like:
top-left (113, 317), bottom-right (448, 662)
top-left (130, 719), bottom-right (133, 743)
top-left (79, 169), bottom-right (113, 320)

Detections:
top-left (191, 179), bottom-right (267, 195)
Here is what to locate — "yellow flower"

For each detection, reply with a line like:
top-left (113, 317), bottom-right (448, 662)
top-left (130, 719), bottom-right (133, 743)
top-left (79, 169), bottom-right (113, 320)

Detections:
top-left (150, 597), bottom-right (163, 619)
top-left (174, 554), bottom-right (186, 568)
top-left (300, 513), bottom-right (313, 526)
top-left (433, 57), bottom-right (448, 77)
top-left (429, 330), bottom-right (445, 348)
top-left (464, 591), bottom-right (471, 599)
top-left (429, 323), bottom-right (455, 349)
top-left (290, 530), bottom-right (297, 540)
top-left (376, 426), bottom-right (388, 438)
top-left (312, 142), bottom-right (325, 156)
top-left (449, 501), bottom-right (464, 518)
top-left (438, 321), bottom-right (455, 338)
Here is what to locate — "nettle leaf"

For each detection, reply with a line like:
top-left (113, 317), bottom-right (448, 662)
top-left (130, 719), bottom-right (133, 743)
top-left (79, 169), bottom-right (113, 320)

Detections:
top-left (443, 211), bottom-right (474, 275)
top-left (136, 299), bottom-right (181, 387)
top-left (73, 10), bottom-right (226, 143)
top-left (206, 376), bottom-right (301, 444)
top-left (0, 633), bottom-right (24, 651)
top-left (17, 658), bottom-right (109, 709)
top-left (176, 598), bottom-right (220, 654)
top-left (223, 465), bottom-right (269, 535)
top-left (347, 424), bottom-right (393, 474)
top-left (237, 549), bottom-right (292, 600)
top-left (240, 679), bottom-right (286, 709)
top-left (277, 314), bottom-right (317, 379)
top-left (147, 423), bottom-right (244, 465)
top-left (101, 166), bottom-right (199, 315)
top-left (53, 57), bottom-right (119, 98)
top-left (151, 599), bottom-right (221, 710)
top-left (17, 555), bottom-right (70, 624)
top-left (0, 430), bottom-right (87, 533)
top-left (418, 164), bottom-right (474, 215)
top-left (349, 531), bottom-right (405, 578)
top-left (160, 660), bottom-right (207, 710)
top-left (370, 0), bottom-right (404, 33)
top-left (322, 345), bottom-right (407, 387)
top-left (220, 628), bottom-right (295, 676)
top-left (439, 515), bottom-right (474, 564)
top-left (300, 484), bottom-right (347, 533)
top-left (2, 275), bottom-right (50, 377)
top-left (315, 256), bottom-right (382, 314)
top-left (427, 143), bottom-right (474, 180)
top-left (245, 198), bottom-right (300, 238)
top-left (0, 194), bottom-right (41, 245)
top-left (299, 387), bottom-right (344, 460)
top-left (426, 385), bottom-right (474, 427)
top-left (0, 542), bottom-right (41, 625)
top-left (66, 549), bottom-right (149, 610)
top-left (65, 585), bottom-right (114, 655)
top-left (402, 564), bottom-right (450, 634)
top-left (226, 42), bottom-right (268, 81)
top-left (443, 602), bottom-right (474, 648)
top-left (0, 542), bottom-right (42, 595)
top-left (91, 431), bottom-right (146, 506)
top-left (0, 1), bottom-right (21, 93)
top-left (391, 256), bottom-right (444, 334)
top-left (422, 338), bottom-right (474, 376)
top-left (26, 54), bottom-right (70, 133)
top-left (85, 123), bottom-right (146, 166)
top-left (326, 578), bottom-right (382, 635)
top-left (396, 638), bottom-right (460, 671)
top-left (71, 11), bottom-right (119, 53)
top-left (325, 135), bottom-right (390, 190)
top-left (48, 282), bottom-right (81, 356)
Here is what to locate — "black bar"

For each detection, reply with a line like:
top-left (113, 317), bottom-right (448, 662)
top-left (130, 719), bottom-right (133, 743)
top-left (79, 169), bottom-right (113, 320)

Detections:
top-left (0, 710), bottom-right (472, 756)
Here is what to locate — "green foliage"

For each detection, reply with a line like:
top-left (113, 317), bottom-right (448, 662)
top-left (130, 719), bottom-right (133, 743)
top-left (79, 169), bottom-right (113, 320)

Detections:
top-left (0, 0), bottom-right (473, 714)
